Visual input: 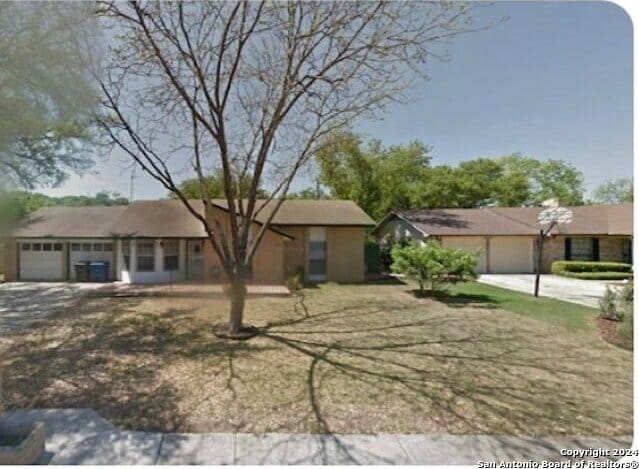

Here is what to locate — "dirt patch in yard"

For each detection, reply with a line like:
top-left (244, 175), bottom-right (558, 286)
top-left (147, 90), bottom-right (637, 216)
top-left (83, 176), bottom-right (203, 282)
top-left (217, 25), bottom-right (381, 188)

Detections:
top-left (0, 283), bottom-right (632, 436)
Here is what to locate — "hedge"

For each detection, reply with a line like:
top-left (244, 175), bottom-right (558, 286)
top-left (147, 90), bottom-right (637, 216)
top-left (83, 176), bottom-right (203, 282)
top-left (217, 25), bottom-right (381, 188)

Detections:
top-left (559, 271), bottom-right (633, 281)
top-left (551, 261), bottom-right (632, 274)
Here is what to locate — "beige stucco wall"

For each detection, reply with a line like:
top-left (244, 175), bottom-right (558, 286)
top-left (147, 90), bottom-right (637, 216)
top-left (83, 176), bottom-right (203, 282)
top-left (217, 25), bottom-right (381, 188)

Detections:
top-left (278, 225), bottom-right (306, 277)
top-left (326, 226), bottom-right (366, 283)
top-left (203, 206), bottom-right (287, 284)
top-left (4, 239), bottom-right (17, 281)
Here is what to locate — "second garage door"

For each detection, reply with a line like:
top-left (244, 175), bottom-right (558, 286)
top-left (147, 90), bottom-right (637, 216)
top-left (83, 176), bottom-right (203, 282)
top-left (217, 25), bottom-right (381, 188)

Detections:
top-left (441, 237), bottom-right (487, 273)
top-left (488, 237), bottom-right (534, 274)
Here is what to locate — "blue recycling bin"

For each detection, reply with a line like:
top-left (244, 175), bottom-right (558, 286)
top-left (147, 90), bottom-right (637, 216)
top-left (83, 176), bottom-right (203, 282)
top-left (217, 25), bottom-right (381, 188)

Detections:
top-left (89, 262), bottom-right (110, 282)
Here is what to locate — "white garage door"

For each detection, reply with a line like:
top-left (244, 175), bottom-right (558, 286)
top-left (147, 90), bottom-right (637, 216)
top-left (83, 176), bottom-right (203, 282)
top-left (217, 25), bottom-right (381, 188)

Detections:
top-left (489, 237), bottom-right (534, 274)
top-left (441, 237), bottom-right (487, 273)
top-left (19, 242), bottom-right (64, 280)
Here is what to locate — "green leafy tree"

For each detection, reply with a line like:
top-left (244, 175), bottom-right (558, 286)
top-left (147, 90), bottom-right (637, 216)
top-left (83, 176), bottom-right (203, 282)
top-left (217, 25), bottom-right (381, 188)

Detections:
top-left (316, 132), bottom-right (382, 217)
top-left (169, 170), bottom-right (268, 199)
top-left (391, 240), bottom-right (478, 294)
top-left (317, 132), bottom-right (431, 219)
top-left (592, 178), bottom-right (633, 204)
top-left (0, 3), bottom-right (104, 189)
top-left (287, 187), bottom-right (327, 199)
top-left (499, 154), bottom-right (585, 206)
top-left (318, 136), bottom-right (586, 217)
top-left (530, 159), bottom-right (584, 205)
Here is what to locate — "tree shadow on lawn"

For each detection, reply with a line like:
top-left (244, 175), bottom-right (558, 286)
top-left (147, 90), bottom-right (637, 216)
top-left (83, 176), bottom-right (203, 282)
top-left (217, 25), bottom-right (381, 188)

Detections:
top-left (253, 295), bottom-right (632, 462)
top-left (260, 294), bottom-right (631, 434)
top-left (1, 290), bottom-right (631, 463)
top-left (0, 296), bottom-right (275, 432)
top-left (407, 288), bottom-right (500, 309)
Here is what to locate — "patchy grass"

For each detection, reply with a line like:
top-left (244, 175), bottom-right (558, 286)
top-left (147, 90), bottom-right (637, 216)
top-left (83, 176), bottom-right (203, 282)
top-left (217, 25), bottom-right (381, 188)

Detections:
top-left (447, 282), bottom-right (597, 330)
top-left (0, 282), bottom-right (631, 436)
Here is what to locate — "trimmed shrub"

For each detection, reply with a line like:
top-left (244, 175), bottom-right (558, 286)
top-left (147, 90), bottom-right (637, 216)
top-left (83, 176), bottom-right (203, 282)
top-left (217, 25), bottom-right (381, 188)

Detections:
top-left (391, 240), bottom-right (478, 294)
top-left (551, 261), bottom-right (632, 274)
top-left (559, 271), bottom-right (633, 281)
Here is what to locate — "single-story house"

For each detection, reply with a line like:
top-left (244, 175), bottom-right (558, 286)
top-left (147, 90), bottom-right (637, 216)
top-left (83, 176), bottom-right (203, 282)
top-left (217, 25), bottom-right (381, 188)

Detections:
top-left (372, 203), bottom-right (633, 274)
top-left (4, 199), bottom-right (374, 284)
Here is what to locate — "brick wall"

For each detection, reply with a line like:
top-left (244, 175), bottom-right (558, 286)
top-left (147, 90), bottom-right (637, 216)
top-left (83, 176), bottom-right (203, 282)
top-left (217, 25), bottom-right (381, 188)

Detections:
top-left (537, 235), bottom-right (631, 273)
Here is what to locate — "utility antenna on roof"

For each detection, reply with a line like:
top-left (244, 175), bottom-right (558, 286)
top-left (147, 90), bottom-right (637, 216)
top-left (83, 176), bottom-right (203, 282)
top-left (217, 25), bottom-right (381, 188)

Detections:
top-left (533, 206), bottom-right (573, 297)
top-left (129, 166), bottom-right (136, 204)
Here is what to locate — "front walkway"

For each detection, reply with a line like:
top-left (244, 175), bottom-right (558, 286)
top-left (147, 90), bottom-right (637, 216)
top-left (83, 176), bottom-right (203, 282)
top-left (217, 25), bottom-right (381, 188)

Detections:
top-left (478, 274), bottom-right (623, 308)
top-left (90, 282), bottom-right (290, 298)
top-left (2, 409), bottom-right (631, 465)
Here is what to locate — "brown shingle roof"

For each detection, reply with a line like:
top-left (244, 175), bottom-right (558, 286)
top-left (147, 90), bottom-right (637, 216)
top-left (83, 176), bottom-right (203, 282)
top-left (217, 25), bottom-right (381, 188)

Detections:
top-left (11, 198), bottom-right (374, 238)
top-left (375, 203), bottom-right (633, 237)
top-left (490, 204), bottom-right (633, 235)
top-left (211, 199), bottom-right (375, 226)
top-left (391, 207), bottom-right (537, 236)
top-left (12, 206), bottom-right (128, 238)
top-left (112, 200), bottom-right (208, 238)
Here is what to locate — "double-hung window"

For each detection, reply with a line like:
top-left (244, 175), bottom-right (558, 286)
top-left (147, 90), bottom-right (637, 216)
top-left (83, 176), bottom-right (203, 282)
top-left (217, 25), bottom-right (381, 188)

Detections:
top-left (163, 241), bottom-right (179, 271)
top-left (136, 241), bottom-right (155, 272)
top-left (566, 237), bottom-right (599, 262)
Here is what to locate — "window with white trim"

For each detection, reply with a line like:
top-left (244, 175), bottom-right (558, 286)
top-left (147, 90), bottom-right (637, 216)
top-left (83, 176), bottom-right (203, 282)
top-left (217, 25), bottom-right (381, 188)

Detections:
top-left (163, 240), bottom-right (179, 271)
top-left (136, 241), bottom-right (155, 272)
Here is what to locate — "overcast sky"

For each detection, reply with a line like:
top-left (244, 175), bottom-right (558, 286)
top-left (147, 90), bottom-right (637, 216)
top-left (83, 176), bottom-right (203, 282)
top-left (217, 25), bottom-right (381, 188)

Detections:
top-left (42, 1), bottom-right (633, 201)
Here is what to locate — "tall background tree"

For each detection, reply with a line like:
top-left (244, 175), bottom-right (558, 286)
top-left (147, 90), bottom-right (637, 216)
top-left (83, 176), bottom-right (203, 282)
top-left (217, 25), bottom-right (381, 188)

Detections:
top-left (317, 134), bottom-right (586, 218)
top-left (169, 170), bottom-right (267, 199)
top-left (591, 178), bottom-right (633, 204)
top-left (98, 1), bottom-right (481, 336)
top-left (0, 2), bottom-right (104, 189)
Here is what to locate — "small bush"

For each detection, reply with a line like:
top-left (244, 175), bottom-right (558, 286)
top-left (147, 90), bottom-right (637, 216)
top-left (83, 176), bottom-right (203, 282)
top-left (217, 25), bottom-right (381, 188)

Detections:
top-left (600, 287), bottom-right (624, 321)
top-left (285, 268), bottom-right (304, 293)
top-left (559, 271), bottom-right (633, 280)
top-left (391, 240), bottom-right (478, 294)
top-left (552, 261), bottom-right (632, 274)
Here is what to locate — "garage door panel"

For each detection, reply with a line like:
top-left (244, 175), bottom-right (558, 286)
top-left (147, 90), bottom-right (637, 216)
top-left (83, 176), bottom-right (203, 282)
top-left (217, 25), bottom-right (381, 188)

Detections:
top-left (489, 237), bottom-right (534, 274)
top-left (19, 243), bottom-right (64, 280)
top-left (441, 237), bottom-right (487, 273)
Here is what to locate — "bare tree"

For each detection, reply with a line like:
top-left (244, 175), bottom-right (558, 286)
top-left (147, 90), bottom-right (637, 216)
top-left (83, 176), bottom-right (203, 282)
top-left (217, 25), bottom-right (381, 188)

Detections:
top-left (98, 0), bottom-right (480, 337)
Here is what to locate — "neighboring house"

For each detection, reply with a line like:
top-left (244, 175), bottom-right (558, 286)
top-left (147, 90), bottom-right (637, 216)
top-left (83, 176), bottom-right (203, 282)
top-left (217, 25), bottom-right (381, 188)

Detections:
top-left (4, 199), bottom-right (374, 284)
top-left (373, 203), bottom-right (633, 274)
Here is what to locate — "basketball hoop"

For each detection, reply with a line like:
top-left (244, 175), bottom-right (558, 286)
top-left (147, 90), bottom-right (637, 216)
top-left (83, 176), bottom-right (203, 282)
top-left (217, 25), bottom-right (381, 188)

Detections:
top-left (534, 207), bottom-right (573, 297)
top-left (538, 207), bottom-right (573, 226)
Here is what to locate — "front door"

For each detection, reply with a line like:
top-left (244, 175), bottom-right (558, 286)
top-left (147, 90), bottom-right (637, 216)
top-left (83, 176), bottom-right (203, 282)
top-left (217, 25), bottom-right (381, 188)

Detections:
top-left (187, 240), bottom-right (204, 281)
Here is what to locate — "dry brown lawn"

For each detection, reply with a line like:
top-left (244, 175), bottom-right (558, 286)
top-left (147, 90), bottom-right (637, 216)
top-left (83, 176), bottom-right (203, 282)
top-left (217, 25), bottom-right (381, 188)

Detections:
top-left (0, 282), bottom-right (631, 436)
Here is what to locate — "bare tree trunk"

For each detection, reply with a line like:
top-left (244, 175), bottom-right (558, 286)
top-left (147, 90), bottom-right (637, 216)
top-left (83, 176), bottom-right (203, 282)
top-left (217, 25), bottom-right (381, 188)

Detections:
top-left (229, 268), bottom-right (246, 334)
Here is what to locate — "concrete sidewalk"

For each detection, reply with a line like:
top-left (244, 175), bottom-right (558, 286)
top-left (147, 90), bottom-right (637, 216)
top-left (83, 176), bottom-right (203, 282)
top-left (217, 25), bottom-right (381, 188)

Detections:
top-left (1, 409), bottom-right (632, 465)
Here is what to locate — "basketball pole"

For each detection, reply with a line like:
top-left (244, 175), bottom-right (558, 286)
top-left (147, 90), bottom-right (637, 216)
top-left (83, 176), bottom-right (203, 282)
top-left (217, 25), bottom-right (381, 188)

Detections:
top-left (534, 221), bottom-right (557, 298)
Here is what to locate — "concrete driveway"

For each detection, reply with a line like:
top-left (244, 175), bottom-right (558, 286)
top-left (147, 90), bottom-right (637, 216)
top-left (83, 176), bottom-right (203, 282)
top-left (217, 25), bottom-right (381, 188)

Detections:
top-left (477, 274), bottom-right (624, 308)
top-left (0, 282), bottom-right (104, 335)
